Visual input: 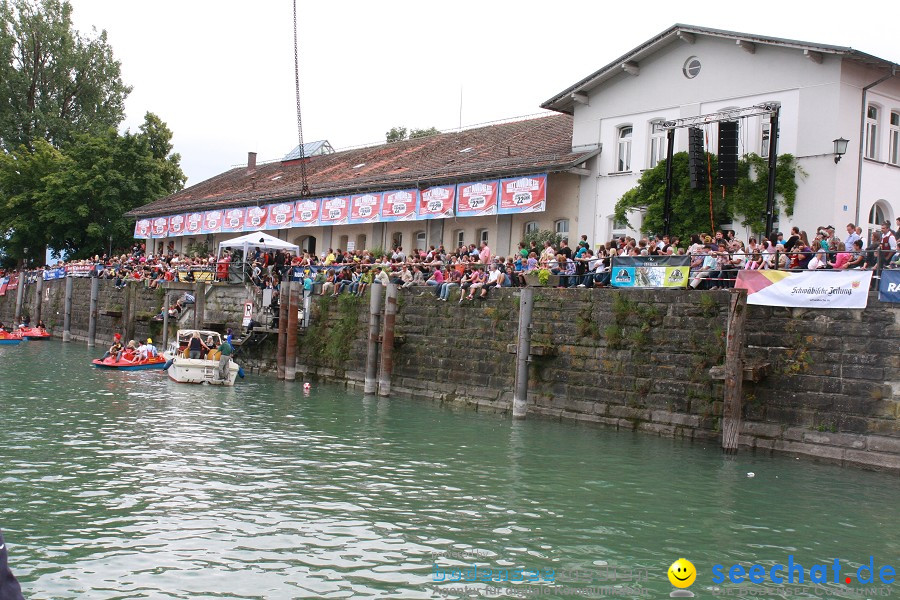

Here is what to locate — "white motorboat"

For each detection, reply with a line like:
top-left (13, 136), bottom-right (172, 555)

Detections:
top-left (164, 329), bottom-right (240, 386)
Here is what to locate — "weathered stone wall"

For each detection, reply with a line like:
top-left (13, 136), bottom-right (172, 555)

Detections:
top-left (296, 287), bottom-right (900, 473)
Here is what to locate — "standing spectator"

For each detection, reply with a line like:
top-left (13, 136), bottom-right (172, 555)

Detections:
top-left (880, 221), bottom-right (897, 264)
top-left (844, 223), bottom-right (861, 249)
top-left (479, 241), bottom-right (491, 265)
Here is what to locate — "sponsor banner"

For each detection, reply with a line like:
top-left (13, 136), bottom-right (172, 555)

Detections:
top-left (498, 174), bottom-right (547, 214)
top-left (66, 264), bottom-right (95, 277)
top-left (134, 219), bottom-right (152, 239)
top-left (244, 206), bottom-right (268, 231)
top-left (291, 199), bottom-right (319, 228)
top-left (736, 270), bottom-right (873, 308)
top-left (267, 202), bottom-right (295, 229)
top-left (350, 193), bottom-right (383, 225)
top-left (42, 267), bottom-right (67, 281)
top-left (878, 270), bottom-right (900, 302)
top-left (6, 273), bottom-right (17, 290)
top-left (419, 185), bottom-right (455, 220)
top-left (222, 207), bottom-right (246, 233)
top-left (611, 255), bottom-right (690, 288)
top-left (0, 276), bottom-right (7, 296)
top-left (168, 214), bottom-right (186, 236)
top-left (185, 212), bottom-right (204, 235)
top-left (201, 210), bottom-right (223, 234)
top-left (150, 216), bottom-right (169, 238)
top-left (320, 197), bottom-right (350, 226)
top-left (456, 180), bottom-right (499, 217)
top-left (381, 189), bottom-right (418, 222)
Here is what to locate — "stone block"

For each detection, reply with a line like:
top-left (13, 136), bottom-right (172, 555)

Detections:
top-left (742, 421), bottom-right (784, 439)
top-left (638, 422), bottom-right (675, 436)
top-left (608, 405), bottom-right (650, 420)
top-left (842, 449), bottom-right (900, 472)
top-left (772, 439), bottom-right (845, 461)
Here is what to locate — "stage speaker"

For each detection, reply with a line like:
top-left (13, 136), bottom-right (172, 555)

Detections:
top-left (688, 127), bottom-right (705, 190)
top-left (717, 121), bottom-right (739, 186)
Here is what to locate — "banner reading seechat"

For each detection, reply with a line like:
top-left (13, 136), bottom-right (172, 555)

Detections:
top-left (736, 270), bottom-right (873, 308)
top-left (611, 255), bottom-right (690, 288)
top-left (878, 269), bottom-right (900, 302)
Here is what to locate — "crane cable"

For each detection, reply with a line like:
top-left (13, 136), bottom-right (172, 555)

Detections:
top-left (293, 0), bottom-right (311, 197)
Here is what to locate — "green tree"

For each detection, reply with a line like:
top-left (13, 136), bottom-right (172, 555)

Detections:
top-left (0, 0), bottom-right (131, 150)
top-left (613, 152), bottom-right (802, 240)
top-left (0, 112), bottom-right (186, 261)
top-left (385, 126), bottom-right (407, 143)
top-left (521, 228), bottom-right (561, 250)
top-left (409, 126), bottom-right (440, 139)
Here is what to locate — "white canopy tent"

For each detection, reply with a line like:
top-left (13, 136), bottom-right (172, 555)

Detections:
top-left (217, 231), bottom-right (299, 259)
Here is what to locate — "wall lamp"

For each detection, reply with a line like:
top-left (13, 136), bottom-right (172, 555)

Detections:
top-left (833, 137), bottom-right (849, 163)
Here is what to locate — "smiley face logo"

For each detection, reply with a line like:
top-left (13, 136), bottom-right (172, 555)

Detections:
top-left (668, 558), bottom-right (696, 588)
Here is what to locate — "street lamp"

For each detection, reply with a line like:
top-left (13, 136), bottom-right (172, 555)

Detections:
top-left (833, 137), bottom-right (849, 163)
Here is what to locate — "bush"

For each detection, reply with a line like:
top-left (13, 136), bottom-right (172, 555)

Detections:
top-left (522, 229), bottom-right (561, 250)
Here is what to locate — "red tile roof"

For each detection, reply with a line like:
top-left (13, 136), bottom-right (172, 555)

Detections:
top-left (129, 114), bottom-right (591, 217)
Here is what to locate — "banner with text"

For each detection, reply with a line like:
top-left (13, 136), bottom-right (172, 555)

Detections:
top-left (290, 200), bottom-right (318, 228)
top-left (185, 212), bottom-right (204, 235)
top-left (266, 202), bottom-right (295, 229)
top-left (221, 207), bottom-right (246, 233)
top-left (419, 185), bottom-right (455, 219)
top-left (456, 180), bottom-right (499, 217)
top-left (349, 193), bottom-right (382, 225)
top-left (201, 210), bottom-right (223, 234)
top-left (134, 219), bottom-right (151, 239)
top-left (611, 255), bottom-right (690, 288)
top-left (381, 189), bottom-right (418, 222)
top-left (498, 174), bottom-right (547, 214)
top-left (736, 270), bottom-right (873, 308)
top-left (150, 216), bottom-right (169, 239)
top-left (244, 206), bottom-right (268, 231)
top-left (319, 197), bottom-right (350, 226)
top-left (168, 214), bottom-right (186, 236)
top-left (42, 267), bottom-right (67, 281)
top-left (878, 269), bottom-right (900, 303)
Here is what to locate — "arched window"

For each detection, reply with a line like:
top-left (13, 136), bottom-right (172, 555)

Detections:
top-left (478, 229), bottom-right (489, 245)
top-left (555, 219), bottom-right (570, 238)
top-left (617, 125), bottom-right (632, 172)
top-left (648, 120), bottom-right (666, 168)
top-left (356, 234), bottom-right (367, 252)
top-left (415, 231), bottom-right (426, 250)
top-left (391, 232), bottom-right (403, 249)
top-left (867, 201), bottom-right (892, 243)
top-left (524, 221), bottom-right (539, 235)
top-left (455, 229), bottom-right (465, 249)
top-left (866, 104), bottom-right (880, 159)
top-left (295, 235), bottom-right (316, 255)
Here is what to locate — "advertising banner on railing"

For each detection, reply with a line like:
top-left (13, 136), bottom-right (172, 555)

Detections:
top-left (878, 270), bottom-right (900, 302)
top-left (201, 210), bottom-right (223, 234)
top-left (499, 174), bottom-right (547, 214)
top-left (419, 185), bottom-right (455, 219)
top-left (381, 189), bottom-right (418, 222)
top-left (456, 180), bottom-right (499, 217)
top-left (150, 216), bottom-right (169, 238)
top-left (611, 255), bottom-right (690, 288)
top-left (134, 219), bottom-right (151, 239)
top-left (185, 212), bottom-right (204, 235)
top-left (349, 193), bottom-right (382, 225)
top-left (736, 270), bottom-right (873, 308)
top-left (244, 206), bottom-right (268, 231)
top-left (66, 264), bottom-right (95, 277)
top-left (319, 197), bottom-right (349, 226)
top-left (291, 199), bottom-right (319, 228)
top-left (222, 207), bottom-right (246, 233)
top-left (168, 214), bottom-right (186, 236)
top-left (0, 276), bottom-right (7, 296)
top-left (42, 267), bottom-right (66, 281)
top-left (266, 202), bottom-right (295, 229)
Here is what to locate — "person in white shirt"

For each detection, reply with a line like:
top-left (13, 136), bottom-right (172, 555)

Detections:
top-left (844, 222), bottom-right (861, 250)
top-left (480, 264), bottom-right (503, 298)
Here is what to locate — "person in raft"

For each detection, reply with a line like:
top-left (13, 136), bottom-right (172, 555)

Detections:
top-left (103, 333), bottom-right (124, 360)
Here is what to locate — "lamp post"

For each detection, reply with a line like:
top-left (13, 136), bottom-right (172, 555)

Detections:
top-left (833, 137), bottom-right (849, 163)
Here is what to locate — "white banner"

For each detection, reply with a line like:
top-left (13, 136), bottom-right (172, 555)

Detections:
top-left (736, 270), bottom-right (873, 309)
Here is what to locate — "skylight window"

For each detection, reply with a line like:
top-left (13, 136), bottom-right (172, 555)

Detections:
top-left (271, 175), bottom-right (283, 181)
top-left (353, 163), bottom-right (366, 169)
top-left (459, 147), bottom-right (474, 153)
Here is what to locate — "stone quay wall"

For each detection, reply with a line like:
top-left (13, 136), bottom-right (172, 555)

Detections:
top-left (296, 287), bottom-right (900, 473)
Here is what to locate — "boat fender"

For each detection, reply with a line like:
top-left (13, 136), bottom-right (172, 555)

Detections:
top-left (238, 366), bottom-right (245, 378)
top-left (163, 359), bottom-right (174, 371)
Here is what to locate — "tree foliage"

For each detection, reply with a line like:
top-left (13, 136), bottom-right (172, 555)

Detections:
top-left (409, 126), bottom-right (440, 139)
top-left (521, 228), bottom-right (561, 250)
top-left (385, 125), bottom-right (440, 142)
top-left (613, 152), bottom-right (804, 240)
top-left (0, 112), bottom-right (186, 262)
top-left (0, 0), bottom-right (131, 150)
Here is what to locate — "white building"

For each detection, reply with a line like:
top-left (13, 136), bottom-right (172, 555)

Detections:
top-left (542, 24), bottom-right (900, 244)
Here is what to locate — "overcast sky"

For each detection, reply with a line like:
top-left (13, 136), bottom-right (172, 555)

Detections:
top-left (68, 0), bottom-right (899, 187)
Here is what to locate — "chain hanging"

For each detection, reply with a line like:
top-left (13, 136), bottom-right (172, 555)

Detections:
top-left (293, 0), bottom-right (311, 197)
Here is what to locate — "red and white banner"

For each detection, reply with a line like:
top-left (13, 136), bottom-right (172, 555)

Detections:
top-left (381, 189), bottom-right (418, 222)
top-left (168, 214), bottom-right (186, 236)
top-left (134, 219), bottom-right (151, 239)
top-left (222, 207), bottom-right (246, 233)
top-left (292, 199), bottom-right (319, 227)
top-left (419, 185), bottom-right (455, 219)
top-left (185, 212), bottom-right (204, 235)
top-left (151, 216), bottom-right (169, 238)
top-left (350, 193), bottom-right (383, 224)
top-left (319, 197), bottom-right (349, 226)
top-left (201, 210), bottom-right (223, 234)
top-left (244, 206), bottom-right (268, 231)
top-left (736, 270), bottom-right (873, 309)
top-left (499, 174), bottom-right (547, 214)
top-left (267, 202), bottom-right (295, 229)
top-left (456, 180), bottom-right (499, 217)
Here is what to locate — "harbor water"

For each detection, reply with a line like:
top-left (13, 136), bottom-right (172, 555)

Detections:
top-left (1, 341), bottom-right (899, 599)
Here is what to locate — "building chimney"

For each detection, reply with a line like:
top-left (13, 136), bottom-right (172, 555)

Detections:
top-left (247, 151), bottom-right (257, 172)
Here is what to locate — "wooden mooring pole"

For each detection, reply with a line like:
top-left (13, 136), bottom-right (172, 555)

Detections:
top-left (378, 283), bottom-right (398, 397)
top-left (512, 287), bottom-right (534, 419)
top-left (721, 288), bottom-right (748, 453)
top-left (285, 280), bottom-right (299, 381)
top-left (276, 281), bottom-right (289, 380)
top-left (364, 283), bottom-right (383, 395)
top-left (62, 276), bottom-right (73, 342)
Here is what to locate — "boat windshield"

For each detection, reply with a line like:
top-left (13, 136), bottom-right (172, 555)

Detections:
top-left (176, 330), bottom-right (222, 347)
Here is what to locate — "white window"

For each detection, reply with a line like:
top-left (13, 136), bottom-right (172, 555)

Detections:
top-left (889, 111), bottom-right (900, 165)
top-left (648, 120), bottom-right (666, 169)
top-left (524, 221), bottom-right (539, 235)
top-left (866, 104), bottom-right (879, 159)
top-left (415, 230), bottom-right (426, 249)
top-left (555, 219), bottom-right (569, 237)
top-left (868, 202), bottom-right (890, 242)
top-left (391, 232), bottom-right (402, 249)
top-left (617, 126), bottom-right (632, 172)
top-left (479, 229), bottom-right (489, 245)
top-left (455, 230), bottom-right (465, 248)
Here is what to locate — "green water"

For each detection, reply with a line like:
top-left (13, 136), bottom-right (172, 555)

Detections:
top-left (1, 341), bottom-right (898, 599)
